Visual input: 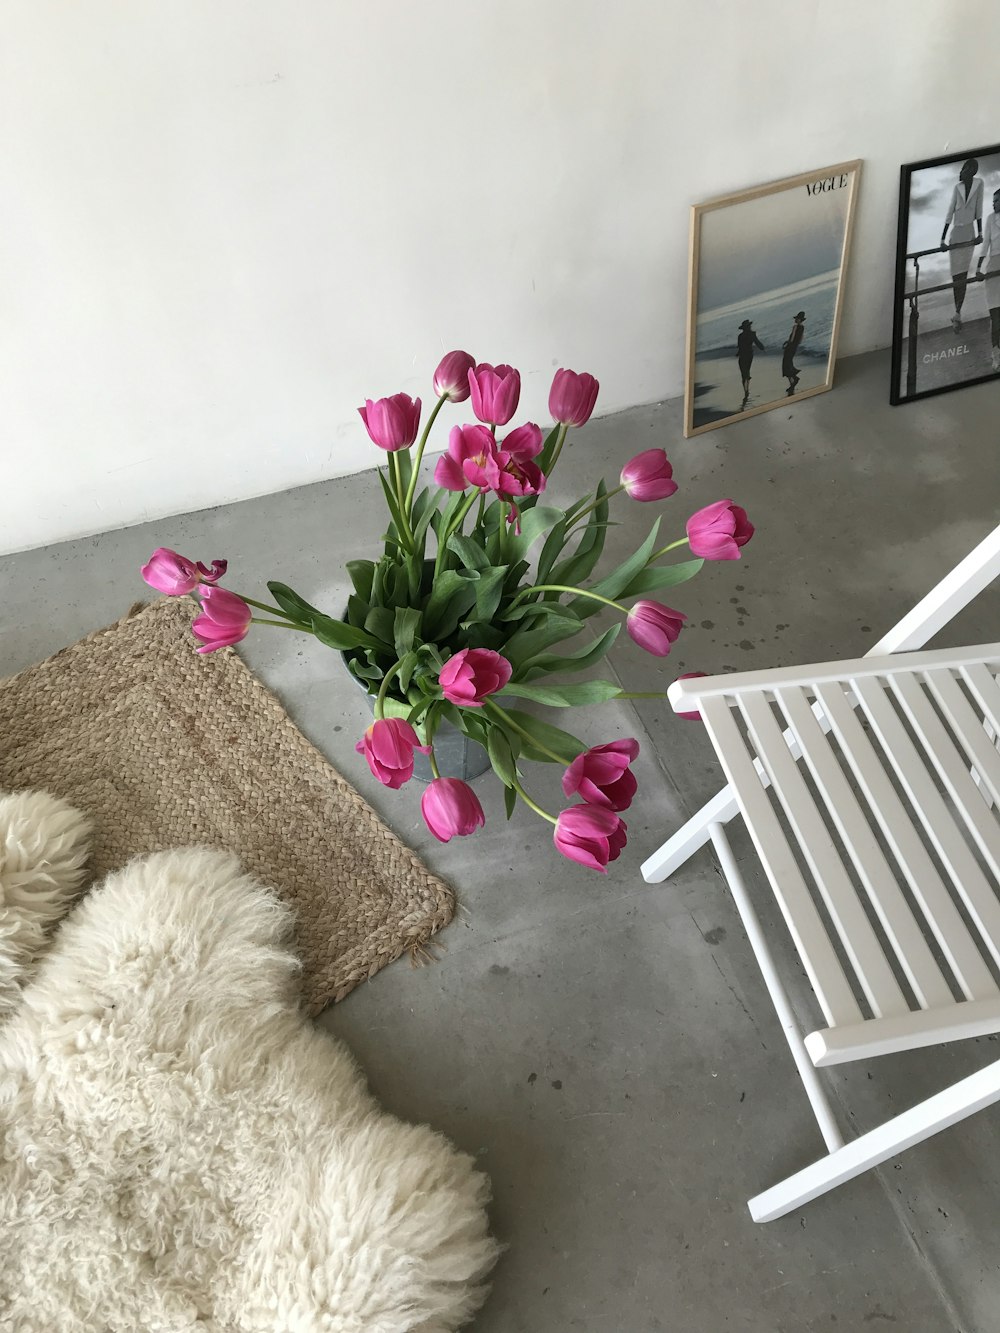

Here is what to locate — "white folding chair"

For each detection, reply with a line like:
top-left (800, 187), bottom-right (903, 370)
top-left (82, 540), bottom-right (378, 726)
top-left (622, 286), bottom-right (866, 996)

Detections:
top-left (642, 525), bottom-right (1000, 1222)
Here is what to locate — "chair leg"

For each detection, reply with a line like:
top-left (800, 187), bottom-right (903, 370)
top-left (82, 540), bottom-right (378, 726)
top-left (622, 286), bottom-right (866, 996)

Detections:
top-left (640, 785), bottom-right (742, 882)
top-left (749, 1055), bottom-right (1000, 1222)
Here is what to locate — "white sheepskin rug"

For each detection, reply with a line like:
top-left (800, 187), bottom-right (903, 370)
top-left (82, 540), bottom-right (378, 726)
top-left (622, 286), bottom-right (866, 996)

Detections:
top-left (0, 790), bottom-right (499, 1332)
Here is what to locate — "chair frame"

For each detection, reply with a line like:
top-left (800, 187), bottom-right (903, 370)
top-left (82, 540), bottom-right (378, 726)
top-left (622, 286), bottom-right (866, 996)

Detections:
top-left (641, 524), bottom-right (1000, 1222)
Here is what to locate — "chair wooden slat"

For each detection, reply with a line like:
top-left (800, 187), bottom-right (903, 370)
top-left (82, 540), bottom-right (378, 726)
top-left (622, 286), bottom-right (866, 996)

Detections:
top-left (925, 668), bottom-right (1000, 808)
top-left (775, 684), bottom-right (953, 1011)
top-left (960, 663), bottom-right (1000, 737)
top-left (849, 675), bottom-right (1000, 1000)
top-left (738, 691), bottom-right (909, 1020)
top-left (814, 681), bottom-right (996, 1002)
top-left (699, 697), bottom-right (863, 1027)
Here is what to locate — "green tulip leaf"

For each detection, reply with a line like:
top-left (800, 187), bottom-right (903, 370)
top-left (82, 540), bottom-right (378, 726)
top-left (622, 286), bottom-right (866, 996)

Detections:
top-left (503, 783), bottom-right (518, 820)
top-left (393, 606), bottom-right (423, 655)
top-left (500, 708), bottom-right (587, 764)
top-left (486, 726), bottom-right (518, 788)
top-left (310, 614), bottom-right (383, 652)
top-left (517, 623), bottom-right (621, 681)
top-left (620, 558), bottom-right (704, 597)
top-left (496, 679), bottom-right (623, 708)
top-left (266, 581), bottom-right (324, 625)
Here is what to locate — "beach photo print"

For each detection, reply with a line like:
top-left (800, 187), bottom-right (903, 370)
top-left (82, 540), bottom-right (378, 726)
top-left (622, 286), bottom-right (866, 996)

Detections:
top-left (891, 143), bottom-right (1000, 405)
top-left (684, 160), bottom-right (861, 437)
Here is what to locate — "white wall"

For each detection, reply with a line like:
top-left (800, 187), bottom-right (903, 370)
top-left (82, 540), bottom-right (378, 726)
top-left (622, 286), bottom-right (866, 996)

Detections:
top-left (3, 1), bottom-right (997, 554)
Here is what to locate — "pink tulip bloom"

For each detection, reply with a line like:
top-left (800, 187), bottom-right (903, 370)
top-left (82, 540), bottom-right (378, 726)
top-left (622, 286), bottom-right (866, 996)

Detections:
top-left (355, 717), bottom-right (430, 789)
top-left (620, 449), bottom-right (678, 502)
top-left (191, 586), bottom-right (252, 654)
top-left (141, 548), bottom-right (228, 596)
top-left (491, 455), bottom-right (546, 500)
top-left (674, 671), bottom-right (708, 721)
top-left (499, 422), bottom-right (543, 462)
top-left (549, 368), bottom-right (599, 427)
top-left (421, 777), bottom-right (486, 842)
top-left (553, 804), bottom-right (628, 872)
top-left (433, 350), bottom-right (476, 401)
top-left (561, 738), bottom-right (640, 811)
top-left (686, 499), bottom-right (754, 561)
top-left (438, 648), bottom-right (512, 707)
top-left (626, 601), bottom-right (686, 656)
top-left (433, 423), bottom-right (499, 492)
top-left (468, 363), bottom-right (520, 426)
top-left (358, 393), bottom-right (422, 452)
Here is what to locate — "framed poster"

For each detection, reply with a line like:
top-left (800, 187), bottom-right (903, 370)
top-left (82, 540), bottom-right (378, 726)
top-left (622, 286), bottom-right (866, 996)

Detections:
top-left (891, 143), bottom-right (1000, 405)
top-left (684, 160), bottom-right (861, 437)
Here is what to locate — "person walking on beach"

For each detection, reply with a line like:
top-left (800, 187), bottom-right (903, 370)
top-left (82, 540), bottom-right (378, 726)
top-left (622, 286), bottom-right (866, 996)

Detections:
top-left (940, 157), bottom-right (984, 334)
top-left (736, 319), bottom-right (765, 405)
top-left (782, 311), bottom-right (806, 394)
top-left (975, 186), bottom-right (1000, 373)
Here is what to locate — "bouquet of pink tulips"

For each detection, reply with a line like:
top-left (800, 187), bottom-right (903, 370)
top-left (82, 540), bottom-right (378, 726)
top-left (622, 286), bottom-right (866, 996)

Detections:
top-left (141, 351), bottom-right (753, 872)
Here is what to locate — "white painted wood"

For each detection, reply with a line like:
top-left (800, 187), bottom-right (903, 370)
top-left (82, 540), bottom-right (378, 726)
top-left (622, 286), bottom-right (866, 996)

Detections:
top-left (889, 673), bottom-right (1000, 912)
top-left (666, 640), bottom-right (1000, 713)
top-left (868, 524), bottom-right (1000, 654)
top-left (804, 996), bottom-right (1000, 1065)
top-left (737, 691), bottom-right (908, 1020)
top-left (852, 674), bottom-right (1000, 995)
top-left (699, 697), bottom-right (863, 1027)
top-left (748, 1056), bottom-right (1000, 1223)
top-left (774, 684), bottom-right (953, 1011)
top-left (643, 525), bottom-right (1000, 884)
top-left (926, 668), bottom-right (1000, 808)
top-left (815, 680), bottom-right (996, 1002)
top-left (709, 824), bottom-right (844, 1153)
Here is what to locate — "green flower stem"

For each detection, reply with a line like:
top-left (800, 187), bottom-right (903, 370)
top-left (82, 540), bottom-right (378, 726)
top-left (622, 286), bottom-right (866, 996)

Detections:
top-left (234, 593), bottom-right (298, 619)
top-left (513, 584), bottom-right (628, 615)
top-left (483, 699), bottom-right (567, 766)
top-left (403, 395), bottom-right (447, 512)
top-left (650, 537), bottom-right (689, 560)
top-left (568, 483), bottom-right (624, 526)
top-left (510, 777), bottom-right (558, 826)
top-left (427, 747), bottom-right (442, 780)
top-left (545, 422), bottom-right (569, 474)
top-left (374, 660), bottom-right (404, 719)
top-left (249, 617), bottom-right (306, 629)
top-left (388, 453), bottom-right (415, 551)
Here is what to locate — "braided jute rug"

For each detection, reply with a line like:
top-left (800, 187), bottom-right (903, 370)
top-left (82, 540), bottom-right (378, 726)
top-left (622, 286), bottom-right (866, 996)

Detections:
top-left (0, 597), bottom-right (454, 1013)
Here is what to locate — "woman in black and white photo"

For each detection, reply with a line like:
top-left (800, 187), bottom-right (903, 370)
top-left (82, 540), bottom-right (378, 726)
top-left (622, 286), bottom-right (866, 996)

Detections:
top-left (736, 319), bottom-right (764, 405)
top-left (940, 157), bottom-right (984, 334)
top-left (782, 311), bottom-right (805, 394)
top-left (975, 186), bottom-right (1000, 373)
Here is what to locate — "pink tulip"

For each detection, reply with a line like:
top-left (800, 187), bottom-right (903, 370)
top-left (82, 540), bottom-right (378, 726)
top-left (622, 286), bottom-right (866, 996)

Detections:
top-left (420, 777), bottom-right (486, 842)
top-left (433, 350), bottom-right (476, 401)
top-left (438, 648), bottom-right (512, 707)
top-left (141, 548), bottom-right (228, 596)
top-left (355, 717), bottom-right (430, 789)
top-left (491, 455), bottom-right (546, 500)
top-left (686, 500), bottom-right (754, 561)
top-left (549, 368), bottom-right (599, 427)
top-left (433, 423), bottom-right (499, 492)
top-left (468, 363), bottom-right (520, 426)
top-left (553, 804), bottom-right (628, 873)
top-left (626, 601), bottom-right (686, 656)
top-left (561, 738), bottom-right (639, 811)
top-left (358, 393), bottom-right (422, 452)
top-left (191, 586), bottom-right (252, 654)
top-left (620, 449), bottom-right (678, 502)
top-left (499, 422), bottom-right (543, 462)
top-left (674, 672), bottom-right (708, 721)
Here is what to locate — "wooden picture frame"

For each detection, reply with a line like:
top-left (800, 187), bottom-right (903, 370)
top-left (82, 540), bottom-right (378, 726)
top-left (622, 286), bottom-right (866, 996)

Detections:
top-left (684, 160), bottom-right (861, 438)
top-left (891, 143), bottom-right (1000, 406)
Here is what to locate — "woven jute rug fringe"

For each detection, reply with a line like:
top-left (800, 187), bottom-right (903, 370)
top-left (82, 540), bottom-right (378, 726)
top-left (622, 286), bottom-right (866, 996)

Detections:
top-left (0, 598), bottom-right (455, 1013)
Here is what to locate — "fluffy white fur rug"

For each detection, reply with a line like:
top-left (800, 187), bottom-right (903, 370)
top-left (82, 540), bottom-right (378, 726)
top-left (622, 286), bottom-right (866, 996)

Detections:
top-left (0, 791), bottom-right (499, 1332)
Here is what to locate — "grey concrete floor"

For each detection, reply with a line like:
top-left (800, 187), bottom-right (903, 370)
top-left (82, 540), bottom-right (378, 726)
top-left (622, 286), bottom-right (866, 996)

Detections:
top-left (2, 347), bottom-right (999, 1331)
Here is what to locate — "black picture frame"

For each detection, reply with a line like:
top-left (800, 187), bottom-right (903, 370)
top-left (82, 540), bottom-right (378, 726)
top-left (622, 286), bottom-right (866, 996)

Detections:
top-left (891, 143), bottom-right (1000, 405)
